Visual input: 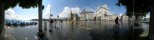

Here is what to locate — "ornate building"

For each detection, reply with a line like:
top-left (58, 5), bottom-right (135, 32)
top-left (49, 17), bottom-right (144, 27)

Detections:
top-left (80, 9), bottom-right (94, 21)
top-left (120, 14), bottom-right (129, 22)
top-left (95, 4), bottom-right (110, 21)
top-left (109, 14), bottom-right (118, 21)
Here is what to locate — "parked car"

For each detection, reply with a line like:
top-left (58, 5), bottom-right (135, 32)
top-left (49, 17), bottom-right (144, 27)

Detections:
top-left (5, 20), bottom-right (13, 26)
top-left (12, 21), bottom-right (21, 26)
top-left (19, 21), bottom-right (26, 26)
top-left (5, 19), bottom-right (38, 26)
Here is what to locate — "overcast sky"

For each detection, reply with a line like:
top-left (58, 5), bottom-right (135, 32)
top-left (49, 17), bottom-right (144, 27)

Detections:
top-left (5, 0), bottom-right (132, 20)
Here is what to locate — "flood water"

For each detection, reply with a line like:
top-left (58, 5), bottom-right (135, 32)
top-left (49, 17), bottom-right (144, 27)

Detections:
top-left (5, 21), bottom-right (149, 40)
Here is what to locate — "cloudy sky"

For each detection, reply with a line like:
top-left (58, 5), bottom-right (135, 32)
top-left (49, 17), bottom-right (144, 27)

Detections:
top-left (5, 0), bottom-right (129, 20)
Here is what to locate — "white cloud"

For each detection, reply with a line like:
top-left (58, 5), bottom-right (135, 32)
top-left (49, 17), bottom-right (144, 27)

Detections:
top-left (17, 13), bottom-right (38, 20)
top-left (43, 4), bottom-right (51, 19)
top-left (58, 6), bottom-right (81, 18)
top-left (5, 8), bottom-right (37, 20)
top-left (5, 8), bottom-right (19, 19)
top-left (71, 7), bottom-right (81, 14)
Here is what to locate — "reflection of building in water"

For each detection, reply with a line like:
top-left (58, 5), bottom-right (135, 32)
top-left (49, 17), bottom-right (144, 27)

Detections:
top-left (80, 9), bottom-right (94, 21)
top-left (95, 4), bottom-right (110, 21)
top-left (69, 11), bottom-right (79, 21)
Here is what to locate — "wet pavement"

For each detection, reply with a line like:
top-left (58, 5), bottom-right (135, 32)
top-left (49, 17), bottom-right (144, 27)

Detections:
top-left (44, 20), bottom-right (129, 40)
top-left (5, 25), bottom-right (38, 40)
top-left (4, 20), bottom-right (149, 40)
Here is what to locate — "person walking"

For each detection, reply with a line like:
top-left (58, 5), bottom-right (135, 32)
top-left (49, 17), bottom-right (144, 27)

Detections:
top-left (115, 17), bottom-right (119, 25)
top-left (60, 20), bottom-right (63, 27)
top-left (113, 17), bottom-right (120, 40)
top-left (49, 18), bottom-right (54, 32)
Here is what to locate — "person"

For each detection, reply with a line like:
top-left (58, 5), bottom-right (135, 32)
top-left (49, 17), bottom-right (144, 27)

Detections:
top-left (115, 17), bottom-right (119, 25)
top-left (54, 19), bottom-right (57, 27)
top-left (60, 20), bottom-right (63, 27)
top-left (60, 20), bottom-right (63, 24)
top-left (49, 18), bottom-right (54, 32)
top-left (113, 17), bottom-right (120, 40)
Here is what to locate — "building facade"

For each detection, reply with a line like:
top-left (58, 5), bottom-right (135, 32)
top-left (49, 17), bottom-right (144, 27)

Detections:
top-left (109, 14), bottom-right (118, 21)
top-left (120, 14), bottom-right (129, 22)
top-left (80, 9), bottom-right (94, 21)
top-left (95, 4), bottom-right (110, 21)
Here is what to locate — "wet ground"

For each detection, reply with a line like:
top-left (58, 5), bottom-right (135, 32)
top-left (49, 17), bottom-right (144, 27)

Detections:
top-left (4, 20), bottom-right (149, 40)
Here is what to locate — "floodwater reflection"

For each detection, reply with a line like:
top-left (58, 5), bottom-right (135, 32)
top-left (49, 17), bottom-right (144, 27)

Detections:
top-left (5, 21), bottom-right (149, 40)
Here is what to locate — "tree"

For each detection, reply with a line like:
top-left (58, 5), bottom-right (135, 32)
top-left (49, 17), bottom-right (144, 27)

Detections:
top-left (116, 0), bottom-right (151, 40)
top-left (116, 0), bottom-right (150, 17)
top-left (0, 0), bottom-right (40, 37)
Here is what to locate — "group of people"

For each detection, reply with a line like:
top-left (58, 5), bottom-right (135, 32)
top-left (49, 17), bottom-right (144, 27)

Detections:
top-left (48, 18), bottom-right (63, 32)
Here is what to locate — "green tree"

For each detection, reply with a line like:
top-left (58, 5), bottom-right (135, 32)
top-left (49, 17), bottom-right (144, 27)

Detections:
top-left (0, 0), bottom-right (40, 37)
